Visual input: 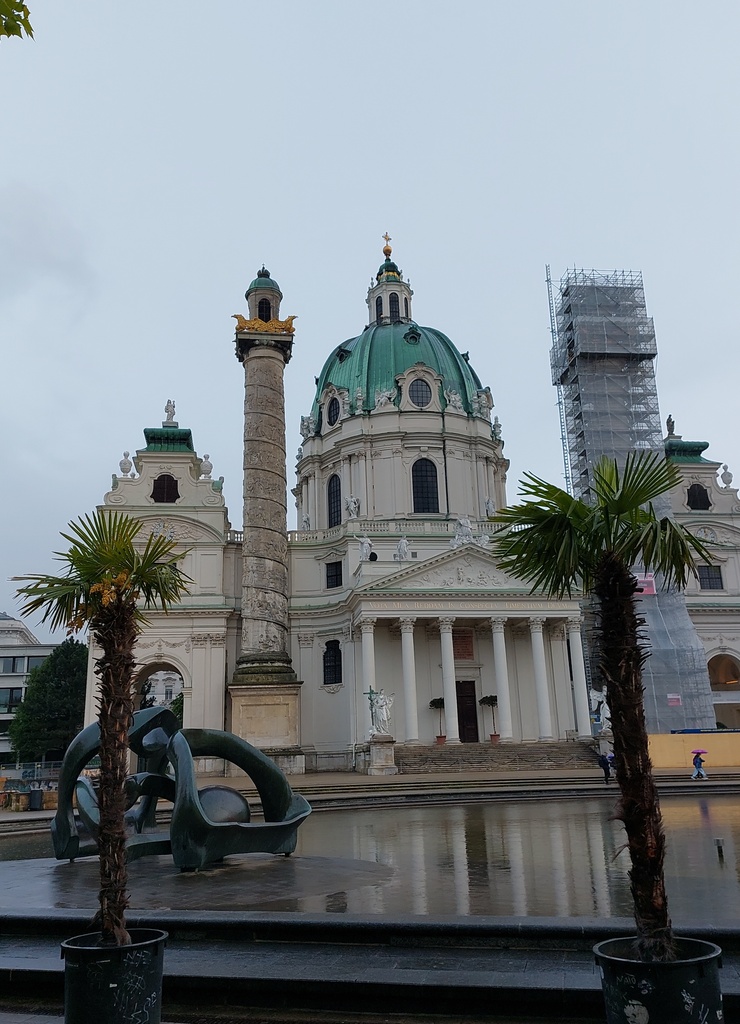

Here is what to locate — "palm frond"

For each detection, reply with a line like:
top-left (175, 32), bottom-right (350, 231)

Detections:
top-left (14, 510), bottom-right (191, 632)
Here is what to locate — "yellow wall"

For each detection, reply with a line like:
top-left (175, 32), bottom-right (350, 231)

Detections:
top-left (648, 733), bottom-right (740, 768)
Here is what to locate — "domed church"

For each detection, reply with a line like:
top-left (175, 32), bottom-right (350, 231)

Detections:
top-left (85, 243), bottom-right (593, 773)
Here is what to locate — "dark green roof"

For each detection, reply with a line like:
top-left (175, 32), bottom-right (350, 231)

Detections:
top-left (311, 321), bottom-right (484, 420)
top-left (665, 437), bottom-right (712, 463)
top-left (142, 426), bottom-right (195, 452)
top-left (376, 257), bottom-right (401, 279)
top-left (246, 266), bottom-right (282, 296)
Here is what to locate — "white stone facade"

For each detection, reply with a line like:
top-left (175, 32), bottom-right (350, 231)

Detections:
top-left (666, 436), bottom-right (740, 730)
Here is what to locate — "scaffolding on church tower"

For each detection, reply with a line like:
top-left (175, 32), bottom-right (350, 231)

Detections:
top-left (546, 265), bottom-right (573, 495)
top-left (548, 266), bottom-right (716, 734)
top-left (549, 268), bottom-right (661, 502)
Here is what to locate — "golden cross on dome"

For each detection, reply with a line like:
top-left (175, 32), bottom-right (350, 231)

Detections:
top-left (382, 232), bottom-right (391, 246)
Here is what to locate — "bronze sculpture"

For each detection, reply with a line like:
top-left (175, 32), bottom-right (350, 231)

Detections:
top-left (53, 707), bottom-right (311, 870)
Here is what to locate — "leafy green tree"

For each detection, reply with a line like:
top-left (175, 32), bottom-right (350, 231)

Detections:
top-left (169, 690), bottom-right (184, 727)
top-left (492, 452), bottom-right (710, 963)
top-left (9, 637), bottom-right (87, 761)
top-left (0, 2), bottom-right (32, 39)
top-left (15, 511), bottom-right (189, 946)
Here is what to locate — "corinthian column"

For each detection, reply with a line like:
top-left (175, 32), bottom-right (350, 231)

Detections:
top-left (567, 616), bottom-right (593, 738)
top-left (529, 617), bottom-right (554, 741)
top-left (438, 617), bottom-right (460, 743)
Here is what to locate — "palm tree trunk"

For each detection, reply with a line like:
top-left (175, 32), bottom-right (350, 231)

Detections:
top-left (595, 553), bottom-right (676, 962)
top-left (93, 605), bottom-right (137, 945)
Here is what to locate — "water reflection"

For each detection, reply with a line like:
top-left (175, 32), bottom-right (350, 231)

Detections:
top-left (3, 795), bottom-right (740, 923)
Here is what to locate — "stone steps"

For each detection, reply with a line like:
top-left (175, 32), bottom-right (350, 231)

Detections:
top-left (394, 740), bottom-right (598, 774)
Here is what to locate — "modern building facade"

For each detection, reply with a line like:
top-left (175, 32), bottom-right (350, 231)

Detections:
top-left (0, 613), bottom-right (55, 765)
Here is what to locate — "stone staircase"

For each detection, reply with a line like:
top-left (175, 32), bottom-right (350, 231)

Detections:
top-left (394, 739), bottom-right (598, 774)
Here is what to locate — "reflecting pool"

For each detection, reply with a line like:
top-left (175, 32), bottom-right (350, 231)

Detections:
top-left (3, 794), bottom-right (739, 924)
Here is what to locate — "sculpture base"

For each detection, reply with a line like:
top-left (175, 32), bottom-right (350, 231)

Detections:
top-left (367, 734), bottom-right (398, 776)
top-left (231, 653), bottom-right (299, 687)
top-left (228, 682), bottom-right (305, 773)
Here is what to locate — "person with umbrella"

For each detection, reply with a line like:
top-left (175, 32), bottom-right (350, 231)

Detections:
top-left (691, 749), bottom-right (708, 780)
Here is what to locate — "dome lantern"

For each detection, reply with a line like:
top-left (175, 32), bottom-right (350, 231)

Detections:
top-left (245, 266), bottom-right (283, 323)
top-left (366, 233), bottom-right (414, 326)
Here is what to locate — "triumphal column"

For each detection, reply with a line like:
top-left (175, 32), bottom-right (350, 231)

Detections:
top-left (228, 267), bottom-right (304, 772)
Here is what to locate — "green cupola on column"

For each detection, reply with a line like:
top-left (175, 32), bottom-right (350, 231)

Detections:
top-left (246, 266), bottom-right (283, 323)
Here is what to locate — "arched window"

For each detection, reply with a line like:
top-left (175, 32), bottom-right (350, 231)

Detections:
top-left (375, 296), bottom-right (383, 323)
top-left (151, 474), bottom-right (179, 503)
top-left (404, 297), bottom-right (409, 319)
top-left (412, 458), bottom-right (439, 514)
top-left (327, 474), bottom-right (342, 527)
top-left (687, 483), bottom-right (711, 510)
top-left (323, 640), bottom-right (342, 687)
top-left (389, 292), bottom-right (400, 322)
top-left (258, 298), bottom-right (271, 322)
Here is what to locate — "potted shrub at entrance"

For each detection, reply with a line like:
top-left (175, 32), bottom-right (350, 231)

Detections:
top-left (429, 697), bottom-right (445, 743)
top-left (492, 454), bottom-right (722, 1023)
top-left (15, 511), bottom-right (189, 1024)
top-left (478, 694), bottom-right (499, 741)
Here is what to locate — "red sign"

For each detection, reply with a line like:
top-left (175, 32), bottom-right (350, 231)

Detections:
top-left (452, 630), bottom-right (475, 661)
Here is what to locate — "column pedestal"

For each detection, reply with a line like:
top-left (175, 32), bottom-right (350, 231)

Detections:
top-left (367, 734), bottom-right (398, 775)
top-left (228, 682), bottom-right (305, 774)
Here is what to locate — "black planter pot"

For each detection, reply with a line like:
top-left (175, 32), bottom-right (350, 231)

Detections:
top-left (61, 927), bottom-right (167, 1024)
top-left (594, 936), bottom-right (722, 1024)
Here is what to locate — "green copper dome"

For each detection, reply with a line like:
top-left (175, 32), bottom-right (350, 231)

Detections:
top-left (311, 321), bottom-right (484, 420)
top-left (246, 266), bottom-right (282, 297)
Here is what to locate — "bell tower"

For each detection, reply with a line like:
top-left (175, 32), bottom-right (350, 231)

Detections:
top-left (229, 268), bottom-right (304, 772)
top-left (366, 234), bottom-right (414, 325)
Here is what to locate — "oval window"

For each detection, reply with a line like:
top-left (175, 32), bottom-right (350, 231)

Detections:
top-left (327, 397), bottom-right (341, 426)
top-left (409, 379), bottom-right (432, 408)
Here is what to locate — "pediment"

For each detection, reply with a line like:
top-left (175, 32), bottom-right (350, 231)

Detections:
top-left (685, 522), bottom-right (740, 547)
top-left (359, 546), bottom-right (527, 595)
top-left (137, 515), bottom-right (223, 544)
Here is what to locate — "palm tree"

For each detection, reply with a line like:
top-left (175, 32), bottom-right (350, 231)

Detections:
top-left (492, 452), bottom-right (711, 963)
top-left (15, 511), bottom-right (189, 946)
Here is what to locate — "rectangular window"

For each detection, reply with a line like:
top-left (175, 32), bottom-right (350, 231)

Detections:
top-left (326, 561), bottom-right (343, 589)
top-left (27, 656), bottom-right (47, 671)
top-left (698, 565), bottom-right (723, 590)
top-left (0, 688), bottom-right (23, 713)
top-left (0, 657), bottom-right (24, 674)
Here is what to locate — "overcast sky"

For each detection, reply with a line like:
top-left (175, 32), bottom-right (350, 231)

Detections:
top-left (2, 2), bottom-right (738, 641)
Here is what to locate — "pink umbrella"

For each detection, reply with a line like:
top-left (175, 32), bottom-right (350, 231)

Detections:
top-left (691, 749), bottom-right (708, 754)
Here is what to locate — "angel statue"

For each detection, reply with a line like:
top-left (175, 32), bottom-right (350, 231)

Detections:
top-left (367, 687), bottom-right (394, 736)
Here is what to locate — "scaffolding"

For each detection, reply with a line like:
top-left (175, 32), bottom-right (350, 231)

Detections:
top-left (547, 267), bottom-right (716, 734)
top-left (545, 265), bottom-right (573, 495)
top-left (549, 268), bottom-right (661, 501)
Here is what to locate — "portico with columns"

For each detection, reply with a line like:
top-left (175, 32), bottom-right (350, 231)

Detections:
top-left (290, 542), bottom-right (591, 751)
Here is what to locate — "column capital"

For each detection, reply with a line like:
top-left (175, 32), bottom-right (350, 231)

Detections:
top-left (358, 617), bottom-right (377, 634)
top-left (437, 616), bottom-right (456, 632)
top-left (490, 616), bottom-right (507, 632)
top-left (566, 616), bottom-right (583, 632)
top-left (529, 616), bottom-right (546, 633)
top-left (398, 617), bottom-right (417, 633)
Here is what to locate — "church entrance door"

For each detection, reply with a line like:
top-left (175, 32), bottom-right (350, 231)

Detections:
top-left (456, 680), bottom-right (479, 743)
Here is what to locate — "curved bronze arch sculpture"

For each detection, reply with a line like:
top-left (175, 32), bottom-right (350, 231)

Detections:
top-left (52, 708), bottom-right (311, 870)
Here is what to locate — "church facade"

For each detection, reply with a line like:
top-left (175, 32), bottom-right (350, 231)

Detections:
top-left (83, 246), bottom-right (736, 770)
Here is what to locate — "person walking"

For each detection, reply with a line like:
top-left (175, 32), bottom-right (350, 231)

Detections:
top-left (691, 752), bottom-right (708, 780)
top-left (598, 753), bottom-right (611, 784)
